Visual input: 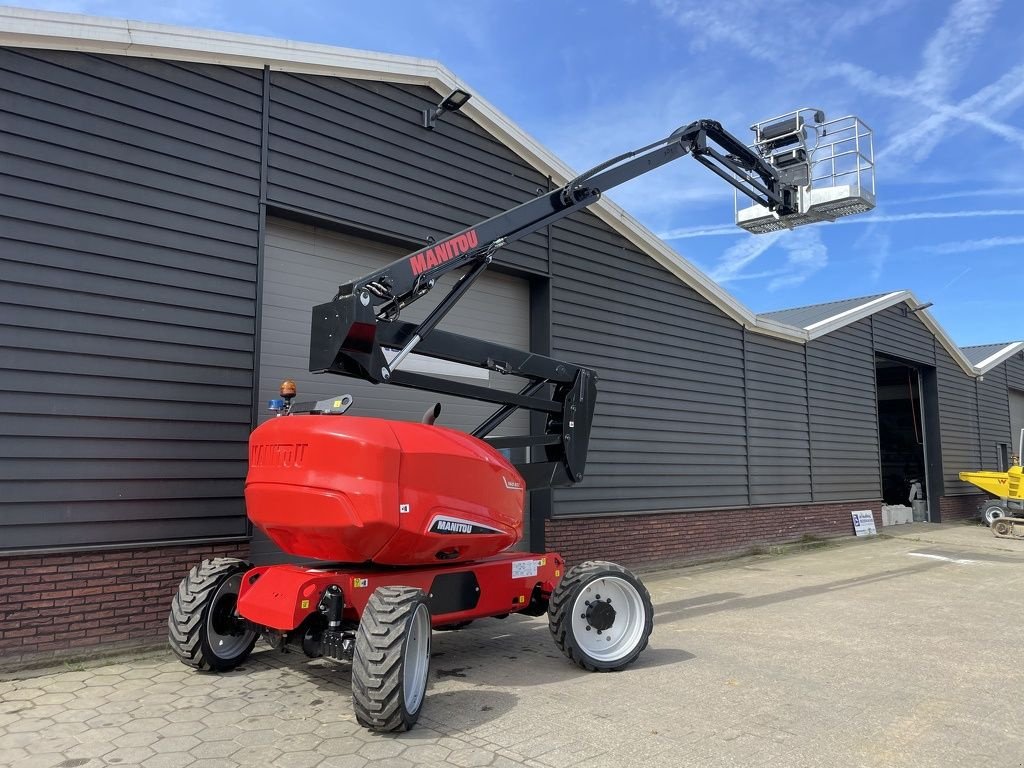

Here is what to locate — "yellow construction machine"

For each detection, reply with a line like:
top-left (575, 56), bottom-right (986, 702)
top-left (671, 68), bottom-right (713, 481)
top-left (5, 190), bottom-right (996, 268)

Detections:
top-left (959, 451), bottom-right (1024, 539)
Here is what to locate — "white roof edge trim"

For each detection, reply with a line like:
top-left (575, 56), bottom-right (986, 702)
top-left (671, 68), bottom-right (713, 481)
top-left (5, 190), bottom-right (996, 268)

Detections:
top-left (801, 289), bottom-right (978, 377)
top-left (0, 6), bottom-right (814, 345)
top-left (899, 292), bottom-right (978, 377)
top-left (973, 342), bottom-right (1024, 374)
top-left (803, 291), bottom-right (908, 334)
top-left (0, 6), bottom-right (447, 85)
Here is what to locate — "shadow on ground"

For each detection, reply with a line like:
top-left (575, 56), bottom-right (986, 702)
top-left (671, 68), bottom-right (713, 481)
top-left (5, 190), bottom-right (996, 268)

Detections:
top-left (653, 561), bottom-right (943, 624)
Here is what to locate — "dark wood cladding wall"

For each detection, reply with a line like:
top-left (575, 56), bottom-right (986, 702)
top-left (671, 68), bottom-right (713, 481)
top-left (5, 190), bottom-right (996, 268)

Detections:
top-left (872, 305), bottom-right (936, 364)
top-left (977, 364), bottom-right (1011, 469)
top-left (265, 72), bottom-right (549, 275)
top-left (935, 339), bottom-right (982, 494)
top-left (549, 213), bottom-right (748, 515)
top-left (1005, 355), bottom-right (1024, 454)
top-left (745, 332), bottom-right (811, 505)
top-left (3, 46), bottom-right (1015, 543)
top-left (806, 319), bottom-right (882, 501)
top-left (0, 48), bottom-right (262, 550)
top-left (1005, 356), bottom-right (1024, 391)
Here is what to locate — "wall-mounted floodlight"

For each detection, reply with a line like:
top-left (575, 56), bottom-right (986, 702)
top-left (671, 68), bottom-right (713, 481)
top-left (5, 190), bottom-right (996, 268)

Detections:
top-left (422, 89), bottom-right (472, 130)
top-left (899, 301), bottom-right (933, 317)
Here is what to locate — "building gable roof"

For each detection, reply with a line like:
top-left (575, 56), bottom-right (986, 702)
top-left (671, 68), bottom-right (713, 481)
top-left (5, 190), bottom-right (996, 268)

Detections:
top-left (760, 291), bottom-right (986, 376)
top-left (0, 6), bottom-right (1015, 378)
top-left (759, 293), bottom-right (891, 330)
top-left (962, 342), bottom-right (1024, 373)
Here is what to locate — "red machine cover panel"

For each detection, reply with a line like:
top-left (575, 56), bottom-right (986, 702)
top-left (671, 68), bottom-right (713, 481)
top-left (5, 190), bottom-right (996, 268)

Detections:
top-left (245, 415), bottom-right (525, 565)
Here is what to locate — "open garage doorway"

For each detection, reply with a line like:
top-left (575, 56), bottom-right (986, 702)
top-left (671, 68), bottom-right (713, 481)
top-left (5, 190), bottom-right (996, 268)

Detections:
top-left (876, 356), bottom-right (933, 521)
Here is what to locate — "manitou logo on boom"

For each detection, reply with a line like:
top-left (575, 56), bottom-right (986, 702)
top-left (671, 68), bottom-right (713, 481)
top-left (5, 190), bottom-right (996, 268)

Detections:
top-left (250, 443), bottom-right (308, 468)
top-left (408, 229), bottom-right (479, 276)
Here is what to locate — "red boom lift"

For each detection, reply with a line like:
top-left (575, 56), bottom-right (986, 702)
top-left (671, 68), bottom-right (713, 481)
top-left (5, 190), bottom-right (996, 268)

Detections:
top-left (168, 108), bottom-right (874, 731)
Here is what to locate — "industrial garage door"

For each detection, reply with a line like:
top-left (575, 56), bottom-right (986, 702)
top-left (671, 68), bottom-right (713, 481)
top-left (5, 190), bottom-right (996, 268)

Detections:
top-left (251, 218), bottom-right (531, 562)
top-left (1011, 389), bottom-right (1024, 460)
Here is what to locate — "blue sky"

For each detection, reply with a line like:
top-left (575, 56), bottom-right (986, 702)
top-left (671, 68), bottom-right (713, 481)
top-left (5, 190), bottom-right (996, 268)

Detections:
top-left (18, 0), bottom-right (1024, 345)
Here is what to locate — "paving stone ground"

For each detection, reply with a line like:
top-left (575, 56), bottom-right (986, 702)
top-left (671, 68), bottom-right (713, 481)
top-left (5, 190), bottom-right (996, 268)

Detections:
top-left (2, 523), bottom-right (1024, 768)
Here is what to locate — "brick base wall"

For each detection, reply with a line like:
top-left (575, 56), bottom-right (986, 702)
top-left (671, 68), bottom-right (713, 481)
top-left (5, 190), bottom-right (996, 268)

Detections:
top-left (0, 541), bottom-right (249, 666)
top-left (545, 500), bottom-right (883, 568)
top-left (1, 500), bottom-right (896, 665)
top-left (938, 493), bottom-right (988, 522)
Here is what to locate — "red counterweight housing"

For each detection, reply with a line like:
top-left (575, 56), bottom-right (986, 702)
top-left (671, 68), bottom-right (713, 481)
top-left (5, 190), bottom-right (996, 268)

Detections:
top-left (244, 415), bottom-right (525, 565)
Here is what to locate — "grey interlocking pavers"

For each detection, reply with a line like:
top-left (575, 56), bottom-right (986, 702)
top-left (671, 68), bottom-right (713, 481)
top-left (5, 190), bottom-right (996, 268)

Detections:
top-left (2, 524), bottom-right (1024, 767)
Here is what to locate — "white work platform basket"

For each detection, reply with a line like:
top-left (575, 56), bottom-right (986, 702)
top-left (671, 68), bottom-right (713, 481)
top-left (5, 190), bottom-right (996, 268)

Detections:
top-left (736, 108), bottom-right (875, 234)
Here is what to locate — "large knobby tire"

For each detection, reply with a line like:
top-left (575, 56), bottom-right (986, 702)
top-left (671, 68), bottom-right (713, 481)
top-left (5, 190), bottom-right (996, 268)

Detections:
top-left (168, 558), bottom-right (258, 672)
top-left (549, 560), bottom-right (653, 672)
top-left (981, 502), bottom-right (1006, 527)
top-left (352, 587), bottom-right (432, 732)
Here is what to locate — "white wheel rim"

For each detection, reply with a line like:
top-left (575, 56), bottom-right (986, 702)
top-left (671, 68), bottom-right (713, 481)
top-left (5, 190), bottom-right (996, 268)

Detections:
top-left (570, 576), bottom-right (646, 662)
top-left (403, 604), bottom-right (430, 713)
top-left (986, 508), bottom-right (1004, 525)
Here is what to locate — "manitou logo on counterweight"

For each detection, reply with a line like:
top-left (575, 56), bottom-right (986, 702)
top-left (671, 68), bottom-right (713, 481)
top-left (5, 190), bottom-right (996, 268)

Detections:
top-left (250, 443), bottom-right (308, 468)
top-left (408, 229), bottom-right (479, 276)
top-left (428, 516), bottom-right (500, 535)
top-left (435, 519), bottom-right (473, 534)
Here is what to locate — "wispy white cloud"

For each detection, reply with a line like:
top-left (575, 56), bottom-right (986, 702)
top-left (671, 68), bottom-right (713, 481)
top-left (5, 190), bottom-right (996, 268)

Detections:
top-left (877, 63), bottom-right (1024, 165)
top-left (888, 187), bottom-right (1024, 205)
top-left (658, 208), bottom-right (1024, 240)
top-left (652, 0), bottom-right (911, 61)
top-left (857, 209), bottom-right (1024, 223)
top-left (21, 0), bottom-right (231, 27)
top-left (708, 232), bottom-right (783, 282)
top-left (942, 266), bottom-right (972, 289)
top-left (660, 223), bottom-right (740, 240)
top-left (829, 62), bottom-right (1024, 159)
top-left (710, 268), bottom-right (787, 282)
top-left (928, 235), bottom-right (1024, 254)
top-left (651, 0), bottom-right (785, 61)
top-left (824, 0), bottom-right (917, 44)
top-left (767, 229), bottom-right (828, 291)
top-left (819, 0), bottom-right (1024, 173)
top-left (703, 228), bottom-right (827, 291)
top-left (853, 224), bottom-right (892, 282)
top-left (914, 0), bottom-right (1001, 100)
top-left (11, 0), bottom-right (91, 10)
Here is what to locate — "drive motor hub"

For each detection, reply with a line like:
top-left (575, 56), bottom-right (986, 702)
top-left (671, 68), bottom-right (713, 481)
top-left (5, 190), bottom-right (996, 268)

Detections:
top-left (585, 597), bottom-right (616, 632)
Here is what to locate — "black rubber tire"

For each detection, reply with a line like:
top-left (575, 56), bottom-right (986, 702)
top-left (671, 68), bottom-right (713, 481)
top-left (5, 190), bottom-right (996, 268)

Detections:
top-left (549, 560), bottom-right (653, 672)
top-left (168, 558), bottom-right (258, 672)
top-left (351, 586), bottom-right (432, 732)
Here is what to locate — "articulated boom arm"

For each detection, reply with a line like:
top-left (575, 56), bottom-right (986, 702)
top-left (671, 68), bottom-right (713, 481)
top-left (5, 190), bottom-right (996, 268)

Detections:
top-left (308, 118), bottom-right (799, 490)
